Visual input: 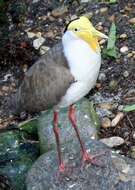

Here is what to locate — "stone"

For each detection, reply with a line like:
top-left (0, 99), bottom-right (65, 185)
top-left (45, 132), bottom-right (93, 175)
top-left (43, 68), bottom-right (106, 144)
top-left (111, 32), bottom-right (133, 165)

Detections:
top-left (33, 37), bottom-right (45, 49)
top-left (129, 17), bottom-right (135, 24)
top-left (100, 7), bottom-right (108, 14)
top-left (26, 138), bottom-right (135, 190)
top-left (101, 117), bottom-right (111, 128)
top-left (109, 80), bottom-right (118, 91)
top-left (111, 112), bottom-right (124, 127)
top-left (81, 0), bottom-right (92, 3)
top-left (0, 130), bottom-right (39, 190)
top-left (19, 118), bottom-right (38, 138)
top-left (98, 73), bottom-right (106, 82)
top-left (119, 33), bottom-right (127, 39)
top-left (99, 39), bottom-right (106, 45)
top-left (39, 46), bottom-right (50, 55)
top-left (52, 6), bottom-right (68, 18)
top-left (127, 53), bottom-right (133, 58)
top-left (100, 136), bottom-right (124, 148)
top-left (130, 146), bottom-right (135, 159)
top-left (38, 98), bottom-right (99, 153)
top-left (120, 46), bottom-right (129, 54)
top-left (123, 71), bottom-right (129, 78)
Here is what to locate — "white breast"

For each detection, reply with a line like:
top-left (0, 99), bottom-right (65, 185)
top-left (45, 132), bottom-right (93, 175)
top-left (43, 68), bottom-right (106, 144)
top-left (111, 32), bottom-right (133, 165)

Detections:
top-left (57, 31), bottom-right (101, 108)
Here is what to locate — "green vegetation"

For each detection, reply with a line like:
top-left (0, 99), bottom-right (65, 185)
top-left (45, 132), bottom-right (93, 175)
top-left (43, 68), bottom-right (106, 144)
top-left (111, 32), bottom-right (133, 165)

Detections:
top-left (103, 22), bottom-right (118, 59)
top-left (123, 104), bottom-right (135, 112)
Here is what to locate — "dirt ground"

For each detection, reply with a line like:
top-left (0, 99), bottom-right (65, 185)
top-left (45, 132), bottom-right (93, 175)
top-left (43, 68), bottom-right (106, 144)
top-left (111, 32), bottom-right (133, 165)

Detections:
top-left (0, 0), bottom-right (135, 157)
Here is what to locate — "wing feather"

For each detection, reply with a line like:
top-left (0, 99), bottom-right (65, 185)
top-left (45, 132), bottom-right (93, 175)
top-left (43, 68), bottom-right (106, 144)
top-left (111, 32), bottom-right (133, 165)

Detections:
top-left (15, 42), bottom-right (74, 113)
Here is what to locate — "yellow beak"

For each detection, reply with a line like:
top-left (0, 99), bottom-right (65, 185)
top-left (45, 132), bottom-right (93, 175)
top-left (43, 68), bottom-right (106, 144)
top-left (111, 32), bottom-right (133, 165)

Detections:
top-left (94, 29), bottom-right (108, 39)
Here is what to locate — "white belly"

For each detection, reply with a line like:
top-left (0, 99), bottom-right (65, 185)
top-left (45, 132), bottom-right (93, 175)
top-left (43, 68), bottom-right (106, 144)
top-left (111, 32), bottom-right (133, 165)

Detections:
top-left (57, 32), bottom-right (101, 108)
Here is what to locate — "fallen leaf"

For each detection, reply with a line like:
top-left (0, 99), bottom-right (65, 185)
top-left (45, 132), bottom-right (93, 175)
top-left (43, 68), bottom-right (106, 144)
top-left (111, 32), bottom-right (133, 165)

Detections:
top-left (103, 22), bottom-right (118, 58)
top-left (123, 104), bottom-right (135, 112)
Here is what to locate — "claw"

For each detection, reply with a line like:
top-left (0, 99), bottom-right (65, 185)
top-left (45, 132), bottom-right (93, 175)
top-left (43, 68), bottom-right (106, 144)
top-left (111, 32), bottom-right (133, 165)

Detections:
top-left (82, 150), bottom-right (108, 167)
top-left (59, 162), bottom-right (65, 173)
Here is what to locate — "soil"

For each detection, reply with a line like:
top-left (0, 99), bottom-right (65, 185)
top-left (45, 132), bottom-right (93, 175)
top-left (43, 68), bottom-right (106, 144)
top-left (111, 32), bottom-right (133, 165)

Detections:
top-left (0, 0), bottom-right (135, 157)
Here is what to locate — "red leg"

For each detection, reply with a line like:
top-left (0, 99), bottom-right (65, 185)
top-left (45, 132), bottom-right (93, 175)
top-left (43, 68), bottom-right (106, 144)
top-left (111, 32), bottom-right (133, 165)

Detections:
top-left (53, 111), bottom-right (65, 172)
top-left (68, 105), bottom-right (105, 166)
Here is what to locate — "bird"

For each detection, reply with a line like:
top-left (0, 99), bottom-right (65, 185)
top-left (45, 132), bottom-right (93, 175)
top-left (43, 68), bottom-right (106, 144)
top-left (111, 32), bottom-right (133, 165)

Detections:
top-left (11, 16), bottom-right (108, 173)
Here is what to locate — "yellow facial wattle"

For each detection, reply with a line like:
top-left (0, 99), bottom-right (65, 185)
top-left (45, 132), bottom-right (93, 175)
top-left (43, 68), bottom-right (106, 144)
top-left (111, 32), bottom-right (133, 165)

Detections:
top-left (67, 16), bottom-right (108, 52)
top-left (76, 31), bottom-right (100, 52)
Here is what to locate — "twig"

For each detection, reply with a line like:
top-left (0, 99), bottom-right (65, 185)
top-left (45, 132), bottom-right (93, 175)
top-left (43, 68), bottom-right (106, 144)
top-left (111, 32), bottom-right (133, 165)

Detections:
top-left (126, 114), bottom-right (134, 128)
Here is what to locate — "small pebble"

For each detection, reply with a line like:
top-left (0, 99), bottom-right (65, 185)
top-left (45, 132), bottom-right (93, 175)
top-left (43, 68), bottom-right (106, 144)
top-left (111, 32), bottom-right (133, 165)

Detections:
top-left (119, 33), bottom-right (127, 39)
top-left (129, 17), bottom-right (135, 24)
top-left (111, 112), bottom-right (124, 127)
top-left (52, 6), bottom-right (68, 18)
top-left (33, 37), bottom-right (45, 49)
top-left (132, 132), bottom-right (135, 140)
top-left (95, 10), bottom-right (99, 14)
top-left (100, 7), bottom-right (108, 14)
top-left (127, 53), bottom-right (133, 58)
top-left (101, 117), bottom-right (111, 128)
top-left (99, 39), bottom-right (106, 45)
top-left (109, 80), bottom-right (118, 91)
top-left (100, 136), bottom-right (124, 148)
top-left (23, 64), bottom-right (28, 73)
top-left (20, 112), bottom-right (27, 120)
top-left (120, 46), bottom-right (129, 54)
top-left (2, 86), bottom-right (9, 92)
top-left (40, 46), bottom-right (50, 55)
top-left (98, 73), bottom-right (106, 81)
top-left (123, 71), bottom-right (129, 78)
top-left (118, 105), bottom-right (124, 111)
top-left (96, 25), bottom-right (103, 31)
top-left (130, 146), bottom-right (135, 159)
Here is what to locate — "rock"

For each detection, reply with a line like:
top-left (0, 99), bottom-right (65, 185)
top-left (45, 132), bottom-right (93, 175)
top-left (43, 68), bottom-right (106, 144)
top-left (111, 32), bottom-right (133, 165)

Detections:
top-left (98, 73), bottom-right (106, 82)
top-left (51, 6), bottom-right (68, 18)
top-left (38, 98), bottom-right (98, 153)
top-left (130, 146), bottom-right (135, 159)
top-left (81, 0), bottom-right (92, 3)
top-left (129, 17), bottom-right (135, 24)
top-left (99, 39), bottom-right (106, 45)
top-left (97, 103), bottom-right (115, 110)
top-left (100, 7), bottom-right (108, 14)
top-left (133, 132), bottom-right (135, 140)
top-left (127, 53), bottom-right (133, 58)
top-left (2, 74), bottom-right (12, 82)
top-left (0, 130), bottom-right (39, 190)
top-left (119, 33), bottom-right (127, 39)
top-left (111, 112), bottom-right (124, 127)
top-left (32, 0), bottom-right (40, 3)
top-left (19, 118), bottom-right (38, 139)
top-left (26, 138), bottom-right (135, 190)
top-left (101, 117), bottom-right (111, 128)
top-left (100, 136), bottom-right (124, 148)
top-left (39, 46), bottom-right (50, 55)
top-left (120, 46), bottom-right (129, 54)
top-left (33, 37), bottom-right (45, 49)
top-left (109, 80), bottom-right (118, 91)
top-left (123, 71), bottom-right (129, 78)
top-left (27, 31), bottom-right (42, 39)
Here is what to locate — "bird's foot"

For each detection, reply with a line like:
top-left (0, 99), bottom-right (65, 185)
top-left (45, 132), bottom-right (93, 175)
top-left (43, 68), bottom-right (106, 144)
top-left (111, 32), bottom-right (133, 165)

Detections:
top-left (82, 150), bottom-right (108, 167)
top-left (55, 162), bottom-right (73, 180)
top-left (59, 162), bottom-right (66, 173)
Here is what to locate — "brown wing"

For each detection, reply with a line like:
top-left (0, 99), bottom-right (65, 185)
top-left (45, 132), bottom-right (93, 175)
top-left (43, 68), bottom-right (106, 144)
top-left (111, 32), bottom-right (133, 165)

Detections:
top-left (15, 42), bottom-right (74, 113)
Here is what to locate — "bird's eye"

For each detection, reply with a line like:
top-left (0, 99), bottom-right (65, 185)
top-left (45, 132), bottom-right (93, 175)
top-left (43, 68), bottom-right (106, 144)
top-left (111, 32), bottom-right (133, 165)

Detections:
top-left (74, 28), bottom-right (78, 31)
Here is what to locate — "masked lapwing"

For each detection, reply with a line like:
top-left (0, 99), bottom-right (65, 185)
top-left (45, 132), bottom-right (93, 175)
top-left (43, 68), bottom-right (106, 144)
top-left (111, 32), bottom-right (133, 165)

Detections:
top-left (12, 16), bottom-right (108, 172)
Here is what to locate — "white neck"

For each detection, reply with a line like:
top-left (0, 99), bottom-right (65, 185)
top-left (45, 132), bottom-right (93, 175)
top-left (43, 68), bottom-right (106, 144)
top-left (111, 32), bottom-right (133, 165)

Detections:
top-left (62, 31), bottom-right (101, 81)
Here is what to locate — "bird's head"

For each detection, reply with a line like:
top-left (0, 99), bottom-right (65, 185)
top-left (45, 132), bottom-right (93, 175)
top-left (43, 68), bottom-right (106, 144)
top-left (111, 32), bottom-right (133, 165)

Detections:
top-left (63, 16), bottom-right (108, 52)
